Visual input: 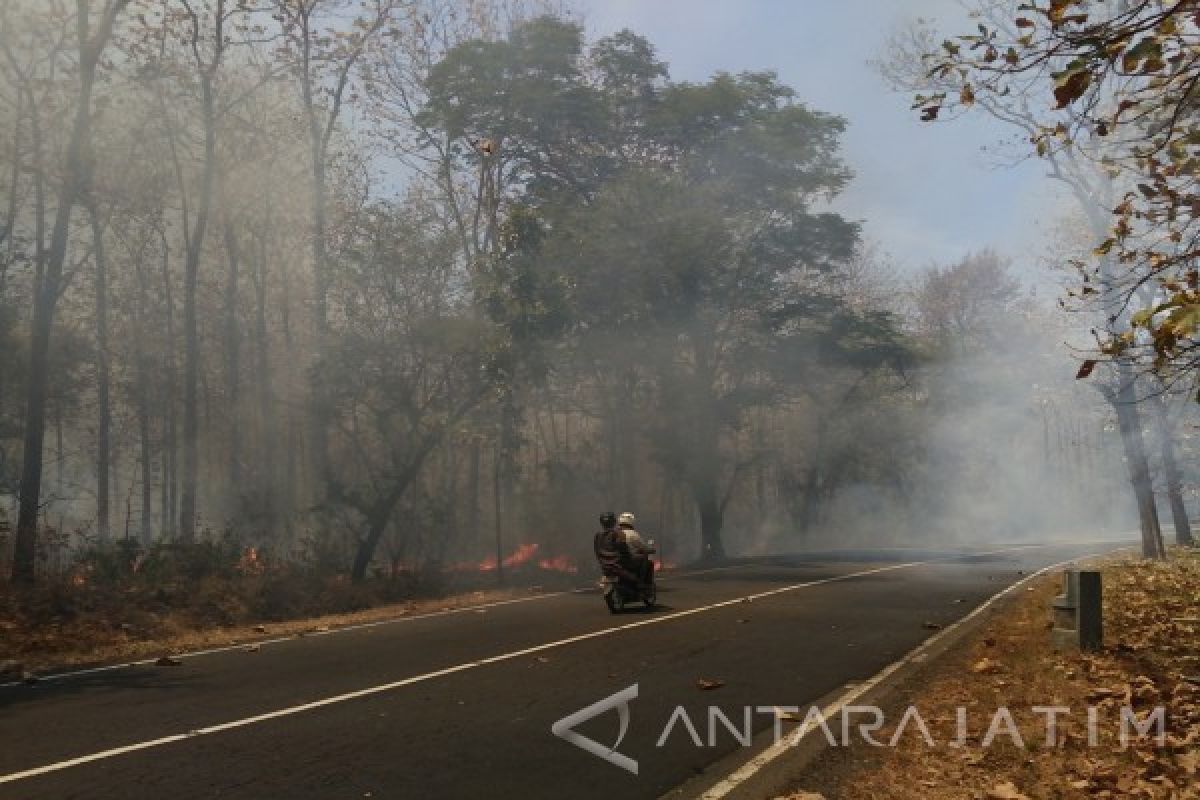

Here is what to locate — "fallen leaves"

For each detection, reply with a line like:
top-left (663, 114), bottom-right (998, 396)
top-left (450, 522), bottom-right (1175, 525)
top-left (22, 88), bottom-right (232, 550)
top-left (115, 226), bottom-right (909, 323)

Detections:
top-left (793, 549), bottom-right (1200, 800)
top-left (971, 657), bottom-right (1003, 674)
top-left (985, 781), bottom-right (1030, 800)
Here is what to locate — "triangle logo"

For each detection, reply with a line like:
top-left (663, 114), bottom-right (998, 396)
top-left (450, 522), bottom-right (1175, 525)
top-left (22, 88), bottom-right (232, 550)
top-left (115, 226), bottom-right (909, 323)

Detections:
top-left (550, 683), bottom-right (639, 774)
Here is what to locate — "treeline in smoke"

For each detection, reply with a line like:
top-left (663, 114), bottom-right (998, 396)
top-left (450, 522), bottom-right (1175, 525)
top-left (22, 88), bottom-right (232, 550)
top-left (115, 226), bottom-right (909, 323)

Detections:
top-left (0, 0), bottom-right (1136, 586)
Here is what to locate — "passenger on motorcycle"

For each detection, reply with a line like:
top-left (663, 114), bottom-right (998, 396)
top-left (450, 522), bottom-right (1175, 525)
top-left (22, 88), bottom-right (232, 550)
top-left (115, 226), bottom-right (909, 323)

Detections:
top-left (617, 512), bottom-right (654, 588)
top-left (593, 511), bottom-right (639, 584)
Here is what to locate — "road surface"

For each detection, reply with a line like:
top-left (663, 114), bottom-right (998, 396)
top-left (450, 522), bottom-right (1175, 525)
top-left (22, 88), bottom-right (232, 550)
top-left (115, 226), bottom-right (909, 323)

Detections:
top-left (0, 540), bottom-right (1126, 800)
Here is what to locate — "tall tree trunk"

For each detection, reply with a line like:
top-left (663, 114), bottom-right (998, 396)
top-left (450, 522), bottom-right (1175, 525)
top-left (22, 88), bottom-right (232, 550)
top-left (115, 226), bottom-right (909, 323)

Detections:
top-left (350, 439), bottom-right (444, 582)
top-left (281, 255), bottom-right (298, 536)
top-left (696, 490), bottom-right (726, 561)
top-left (137, 357), bottom-right (152, 545)
top-left (179, 76), bottom-right (218, 541)
top-left (690, 426), bottom-right (727, 560)
top-left (467, 437), bottom-right (481, 542)
top-left (1160, 433), bottom-right (1192, 547)
top-left (55, 402), bottom-right (64, 499)
top-left (0, 92), bottom-right (21, 411)
top-left (1077, 193), bottom-right (1167, 559)
top-left (222, 214), bottom-right (241, 513)
top-left (253, 229), bottom-right (274, 536)
top-left (159, 227), bottom-right (178, 539)
top-left (1114, 363), bottom-right (1166, 559)
top-left (89, 204), bottom-right (111, 540)
top-left (13, 0), bottom-right (123, 581)
top-left (288, 1), bottom-right (392, 506)
top-left (133, 239), bottom-right (153, 544)
top-left (619, 370), bottom-right (637, 511)
top-left (493, 441), bottom-right (504, 585)
top-left (301, 16), bottom-right (331, 504)
top-left (1151, 394), bottom-right (1193, 546)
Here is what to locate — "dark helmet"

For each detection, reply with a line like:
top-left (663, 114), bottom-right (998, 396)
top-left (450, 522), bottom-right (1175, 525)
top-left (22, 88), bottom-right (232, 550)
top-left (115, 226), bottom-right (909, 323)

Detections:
top-left (599, 511), bottom-right (617, 529)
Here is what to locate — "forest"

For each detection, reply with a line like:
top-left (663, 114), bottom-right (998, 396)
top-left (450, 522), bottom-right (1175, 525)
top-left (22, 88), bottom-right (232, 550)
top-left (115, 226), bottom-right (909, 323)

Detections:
top-left (0, 0), bottom-right (1179, 605)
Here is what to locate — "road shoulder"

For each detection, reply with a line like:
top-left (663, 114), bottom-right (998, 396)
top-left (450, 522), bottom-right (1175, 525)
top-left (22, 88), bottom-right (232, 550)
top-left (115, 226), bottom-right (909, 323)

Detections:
top-left (764, 548), bottom-right (1200, 800)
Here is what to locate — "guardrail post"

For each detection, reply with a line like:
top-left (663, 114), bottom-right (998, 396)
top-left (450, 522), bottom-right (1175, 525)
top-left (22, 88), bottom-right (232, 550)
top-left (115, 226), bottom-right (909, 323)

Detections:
top-left (1051, 569), bottom-right (1102, 652)
top-left (1076, 570), bottom-right (1103, 651)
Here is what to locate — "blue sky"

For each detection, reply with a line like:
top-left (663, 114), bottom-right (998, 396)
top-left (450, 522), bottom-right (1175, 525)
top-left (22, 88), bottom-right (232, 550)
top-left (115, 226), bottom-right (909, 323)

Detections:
top-left (572, 0), bottom-right (1071, 274)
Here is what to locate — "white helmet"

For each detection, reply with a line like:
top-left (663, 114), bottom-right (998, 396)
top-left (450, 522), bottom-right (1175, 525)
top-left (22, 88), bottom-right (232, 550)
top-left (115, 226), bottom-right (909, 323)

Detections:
top-left (618, 512), bottom-right (636, 527)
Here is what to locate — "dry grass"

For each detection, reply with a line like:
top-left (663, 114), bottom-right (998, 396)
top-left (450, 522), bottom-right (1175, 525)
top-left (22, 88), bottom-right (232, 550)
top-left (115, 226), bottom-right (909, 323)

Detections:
top-left (778, 548), bottom-right (1200, 800)
top-left (0, 580), bottom-right (561, 676)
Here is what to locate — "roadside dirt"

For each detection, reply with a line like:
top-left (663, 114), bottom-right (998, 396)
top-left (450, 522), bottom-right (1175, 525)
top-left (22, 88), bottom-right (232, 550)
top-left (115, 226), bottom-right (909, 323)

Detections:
top-left (0, 583), bottom-right (563, 678)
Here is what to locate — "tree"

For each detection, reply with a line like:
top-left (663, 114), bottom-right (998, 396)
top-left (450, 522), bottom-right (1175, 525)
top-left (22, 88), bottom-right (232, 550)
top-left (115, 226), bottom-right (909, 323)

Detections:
top-left (377, 13), bottom-right (611, 573)
top-left (915, 1), bottom-right (1200, 377)
top-left (883, 3), bottom-right (1171, 559)
top-left (914, 250), bottom-right (1023, 350)
top-left (174, 0), bottom-right (236, 542)
top-left (10, 0), bottom-right (130, 582)
top-left (411, 22), bottom-right (876, 558)
top-left (321, 199), bottom-right (498, 581)
top-left (274, 0), bottom-right (400, 498)
top-left (541, 66), bottom-right (870, 556)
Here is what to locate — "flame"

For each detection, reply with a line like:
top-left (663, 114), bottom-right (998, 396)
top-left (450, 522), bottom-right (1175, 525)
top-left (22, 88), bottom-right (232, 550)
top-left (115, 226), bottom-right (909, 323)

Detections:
top-left (236, 546), bottom-right (264, 576)
top-left (537, 554), bottom-right (579, 574)
top-left (477, 542), bottom-right (540, 571)
top-left (446, 543), bottom-right (581, 574)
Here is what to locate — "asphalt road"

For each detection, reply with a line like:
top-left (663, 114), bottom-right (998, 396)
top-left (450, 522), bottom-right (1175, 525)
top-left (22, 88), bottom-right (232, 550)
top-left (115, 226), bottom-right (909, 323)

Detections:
top-left (0, 540), bottom-right (1127, 800)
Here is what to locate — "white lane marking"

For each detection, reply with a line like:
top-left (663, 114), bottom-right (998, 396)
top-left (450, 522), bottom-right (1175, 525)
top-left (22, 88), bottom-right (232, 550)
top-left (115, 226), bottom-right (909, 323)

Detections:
top-left (2, 542), bottom-right (1102, 688)
top-left (0, 560), bottom-right (928, 785)
top-left (697, 545), bottom-right (1133, 800)
top-left (0, 562), bottom-right (762, 689)
top-left (0, 540), bottom-right (1124, 786)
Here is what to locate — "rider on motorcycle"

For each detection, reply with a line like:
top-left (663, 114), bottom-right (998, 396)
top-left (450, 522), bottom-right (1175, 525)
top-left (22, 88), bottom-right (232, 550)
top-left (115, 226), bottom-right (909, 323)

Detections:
top-left (594, 512), bottom-right (639, 585)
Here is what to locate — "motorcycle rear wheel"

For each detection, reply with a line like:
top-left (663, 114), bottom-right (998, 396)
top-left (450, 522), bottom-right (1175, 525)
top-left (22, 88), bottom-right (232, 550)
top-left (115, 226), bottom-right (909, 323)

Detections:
top-left (604, 587), bottom-right (624, 614)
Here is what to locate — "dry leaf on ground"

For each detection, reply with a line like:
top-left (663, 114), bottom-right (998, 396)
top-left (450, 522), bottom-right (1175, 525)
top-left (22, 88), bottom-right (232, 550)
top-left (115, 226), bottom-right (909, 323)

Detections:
top-left (985, 781), bottom-right (1030, 800)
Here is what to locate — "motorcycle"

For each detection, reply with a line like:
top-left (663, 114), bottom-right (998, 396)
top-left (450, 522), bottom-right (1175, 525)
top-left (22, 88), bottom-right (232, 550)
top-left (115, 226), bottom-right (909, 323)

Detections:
top-left (601, 540), bottom-right (657, 613)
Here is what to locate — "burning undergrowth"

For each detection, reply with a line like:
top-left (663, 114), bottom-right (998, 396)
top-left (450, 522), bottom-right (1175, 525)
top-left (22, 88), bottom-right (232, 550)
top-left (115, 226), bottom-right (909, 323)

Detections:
top-left (448, 542), bottom-right (579, 575)
top-left (0, 537), bottom-right (601, 667)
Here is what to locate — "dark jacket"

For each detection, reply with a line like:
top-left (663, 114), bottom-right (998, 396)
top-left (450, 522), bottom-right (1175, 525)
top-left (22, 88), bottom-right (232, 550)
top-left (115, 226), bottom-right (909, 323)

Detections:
top-left (594, 528), bottom-right (635, 577)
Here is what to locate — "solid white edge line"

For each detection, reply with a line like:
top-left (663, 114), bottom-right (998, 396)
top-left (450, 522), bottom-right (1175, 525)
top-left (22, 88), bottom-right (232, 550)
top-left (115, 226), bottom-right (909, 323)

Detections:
top-left (696, 545), bottom-right (1134, 800)
top-left (0, 540), bottom-right (1127, 786)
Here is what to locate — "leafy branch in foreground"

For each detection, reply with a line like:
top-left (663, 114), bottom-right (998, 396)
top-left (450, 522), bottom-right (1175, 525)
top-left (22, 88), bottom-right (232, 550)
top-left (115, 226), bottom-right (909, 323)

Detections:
top-left (917, 0), bottom-right (1200, 382)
